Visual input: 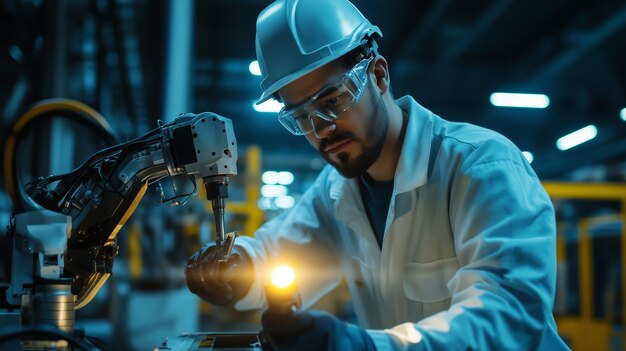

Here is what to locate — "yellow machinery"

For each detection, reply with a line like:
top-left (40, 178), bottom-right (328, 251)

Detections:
top-left (544, 182), bottom-right (626, 351)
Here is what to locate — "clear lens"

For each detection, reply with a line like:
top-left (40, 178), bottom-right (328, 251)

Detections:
top-left (278, 57), bottom-right (372, 135)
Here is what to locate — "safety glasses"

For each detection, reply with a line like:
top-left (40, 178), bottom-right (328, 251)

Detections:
top-left (278, 57), bottom-right (373, 136)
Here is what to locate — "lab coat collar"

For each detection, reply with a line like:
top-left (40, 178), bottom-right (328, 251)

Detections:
top-left (329, 173), bottom-right (362, 223)
top-left (393, 95), bottom-right (434, 194)
top-left (329, 171), bottom-right (380, 257)
top-left (329, 95), bottom-right (434, 206)
top-left (329, 96), bottom-right (434, 244)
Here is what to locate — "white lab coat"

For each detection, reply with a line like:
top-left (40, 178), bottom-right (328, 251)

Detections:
top-left (235, 96), bottom-right (569, 350)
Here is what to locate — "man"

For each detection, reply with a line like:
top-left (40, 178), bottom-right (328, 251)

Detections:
top-left (185, 0), bottom-right (570, 349)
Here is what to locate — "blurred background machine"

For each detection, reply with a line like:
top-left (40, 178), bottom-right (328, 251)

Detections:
top-left (1, 0), bottom-right (626, 350)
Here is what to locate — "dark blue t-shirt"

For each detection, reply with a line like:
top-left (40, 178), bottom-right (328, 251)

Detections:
top-left (358, 174), bottom-right (394, 249)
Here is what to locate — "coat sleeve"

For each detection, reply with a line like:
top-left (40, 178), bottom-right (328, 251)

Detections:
top-left (233, 168), bottom-right (344, 311)
top-left (373, 156), bottom-right (561, 350)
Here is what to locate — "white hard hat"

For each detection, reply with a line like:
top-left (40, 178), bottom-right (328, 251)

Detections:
top-left (255, 0), bottom-right (382, 105)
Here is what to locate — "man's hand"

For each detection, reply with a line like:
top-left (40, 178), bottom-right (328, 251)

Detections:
top-left (261, 309), bottom-right (375, 351)
top-left (184, 244), bottom-right (251, 307)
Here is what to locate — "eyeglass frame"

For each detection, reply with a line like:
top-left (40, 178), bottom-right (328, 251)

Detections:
top-left (277, 56), bottom-right (374, 136)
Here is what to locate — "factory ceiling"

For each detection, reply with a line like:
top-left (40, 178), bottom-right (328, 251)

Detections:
top-left (1, 0), bottom-right (625, 179)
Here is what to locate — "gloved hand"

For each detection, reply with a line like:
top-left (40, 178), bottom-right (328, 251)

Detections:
top-left (184, 244), bottom-right (252, 307)
top-left (260, 309), bottom-right (376, 351)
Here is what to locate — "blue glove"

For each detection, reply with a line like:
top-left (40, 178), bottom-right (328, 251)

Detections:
top-left (260, 309), bottom-right (376, 351)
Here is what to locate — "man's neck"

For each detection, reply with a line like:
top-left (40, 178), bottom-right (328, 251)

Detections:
top-left (366, 101), bottom-right (406, 182)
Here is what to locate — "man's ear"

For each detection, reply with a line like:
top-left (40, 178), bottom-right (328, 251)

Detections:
top-left (371, 56), bottom-right (390, 95)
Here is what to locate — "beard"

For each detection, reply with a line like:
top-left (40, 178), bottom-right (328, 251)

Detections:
top-left (319, 85), bottom-right (389, 178)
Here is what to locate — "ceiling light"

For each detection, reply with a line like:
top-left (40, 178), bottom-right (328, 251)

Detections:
top-left (253, 99), bottom-right (284, 113)
top-left (261, 185), bottom-right (288, 197)
top-left (277, 171), bottom-right (294, 185)
top-left (556, 125), bottom-right (597, 151)
top-left (257, 198), bottom-right (270, 211)
top-left (522, 151), bottom-right (534, 164)
top-left (249, 60), bottom-right (261, 76)
top-left (620, 108), bottom-right (626, 121)
top-left (262, 171), bottom-right (294, 185)
top-left (490, 93), bottom-right (550, 108)
top-left (275, 196), bottom-right (295, 209)
top-left (262, 171), bottom-right (279, 184)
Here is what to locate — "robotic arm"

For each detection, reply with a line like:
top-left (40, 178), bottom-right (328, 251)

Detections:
top-left (6, 112), bottom-right (238, 316)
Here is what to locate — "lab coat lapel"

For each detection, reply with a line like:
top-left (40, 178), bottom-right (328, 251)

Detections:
top-left (326, 97), bottom-right (436, 318)
top-left (330, 176), bottom-right (379, 259)
top-left (331, 176), bottom-right (385, 321)
top-left (379, 96), bottom-right (434, 304)
top-left (392, 96), bottom-right (433, 195)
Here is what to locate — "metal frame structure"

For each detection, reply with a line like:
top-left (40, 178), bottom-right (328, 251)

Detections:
top-left (543, 182), bottom-right (626, 351)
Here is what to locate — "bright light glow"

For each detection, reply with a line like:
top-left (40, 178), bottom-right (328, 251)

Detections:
top-left (262, 171), bottom-right (279, 184)
top-left (277, 171), bottom-right (294, 185)
top-left (257, 197), bottom-right (275, 211)
top-left (621, 108), bottom-right (626, 121)
top-left (556, 125), bottom-right (597, 151)
top-left (263, 171), bottom-right (294, 185)
top-left (275, 196), bottom-right (295, 209)
top-left (522, 151), bottom-right (534, 164)
top-left (271, 265), bottom-right (295, 288)
top-left (490, 93), bottom-right (550, 108)
top-left (249, 60), bottom-right (261, 76)
top-left (253, 99), bottom-right (284, 113)
top-left (261, 185), bottom-right (288, 197)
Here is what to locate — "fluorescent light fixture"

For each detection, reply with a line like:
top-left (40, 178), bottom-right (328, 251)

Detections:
top-left (490, 93), bottom-right (550, 108)
top-left (621, 108), bottom-right (626, 121)
top-left (253, 99), bottom-right (284, 113)
top-left (262, 171), bottom-right (294, 185)
top-left (522, 151), bottom-right (534, 164)
top-left (257, 197), bottom-right (275, 211)
top-left (249, 60), bottom-right (261, 76)
top-left (556, 125), bottom-right (597, 151)
top-left (277, 171), bottom-right (294, 185)
top-left (275, 196), bottom-right (295, 209)
top-left (262, 171), bottom-right (279, 184)
top-left (261, 185), bottom-right (288, 197)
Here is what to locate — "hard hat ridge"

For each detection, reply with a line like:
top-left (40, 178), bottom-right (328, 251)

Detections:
top-left (255, 0), bottom-right (382, 105)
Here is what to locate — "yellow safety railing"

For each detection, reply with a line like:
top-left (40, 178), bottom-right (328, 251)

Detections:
top-left (226, 145), bottom-right (264, 235)
top-left (543, 182), bottom-right (626, 351)
top-left (127, 223), bottom-right (142, 279)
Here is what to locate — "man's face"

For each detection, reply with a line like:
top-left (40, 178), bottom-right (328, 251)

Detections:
top-left (278, 60), bottom-right (389, 178)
